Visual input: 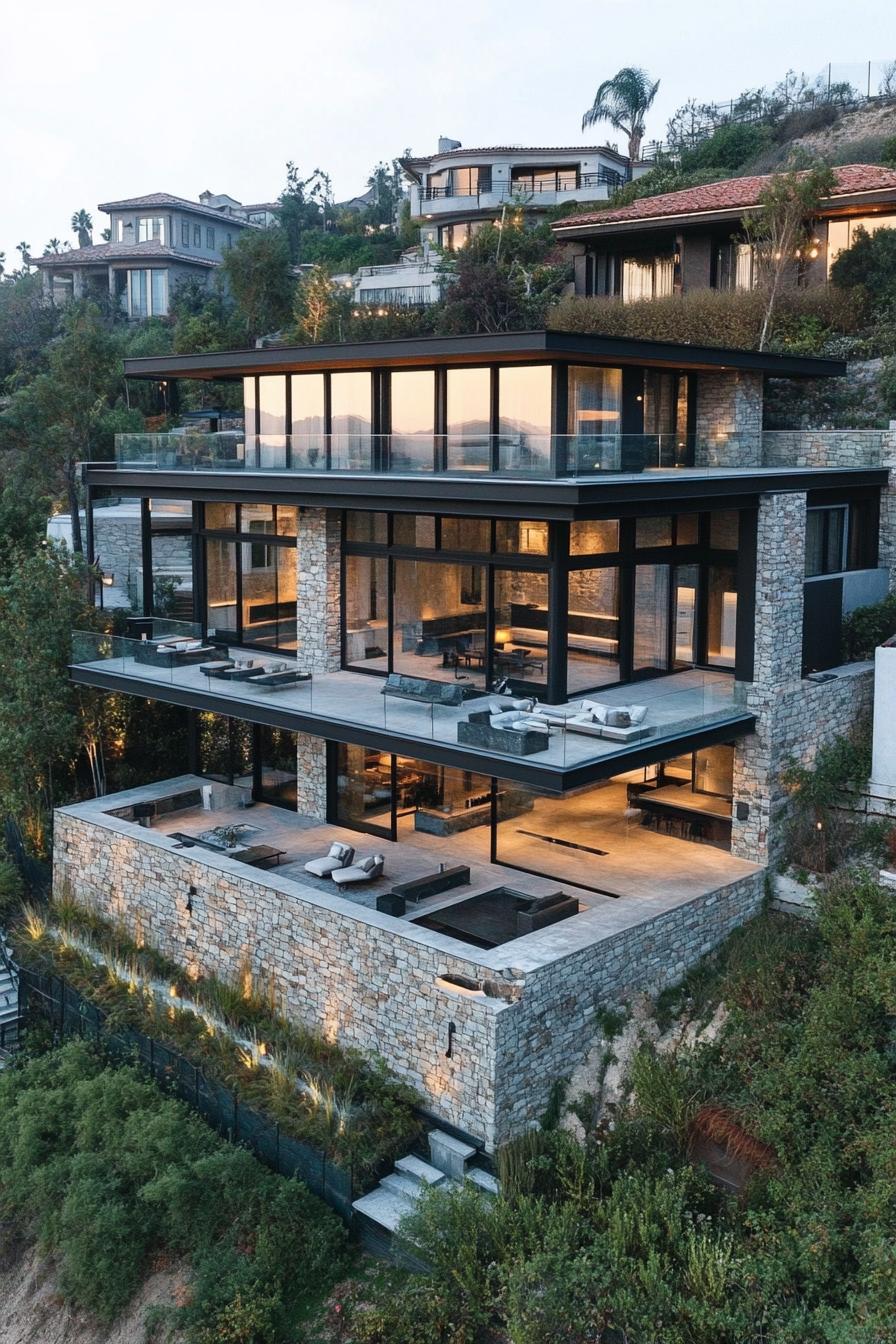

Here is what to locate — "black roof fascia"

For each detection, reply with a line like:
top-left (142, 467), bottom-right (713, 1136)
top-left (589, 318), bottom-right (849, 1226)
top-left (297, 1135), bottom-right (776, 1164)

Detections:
top-left (70, 664), bottom-right (755, 794)
top-left (121, 330), bottom-right (846, 381)
top-left (84, 465), bottom-right (888, 517)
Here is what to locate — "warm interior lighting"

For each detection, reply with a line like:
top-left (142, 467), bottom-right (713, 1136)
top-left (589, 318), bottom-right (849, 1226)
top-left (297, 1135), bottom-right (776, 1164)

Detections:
top-left (494, 627), bottom-right (512, 645)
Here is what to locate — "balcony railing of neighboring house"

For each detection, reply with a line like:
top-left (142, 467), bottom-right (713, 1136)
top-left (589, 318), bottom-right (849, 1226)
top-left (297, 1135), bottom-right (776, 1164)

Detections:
top-left (354, 286), bottom-right (437, 308)
top-left (420, 168), bottom-right (625, 203)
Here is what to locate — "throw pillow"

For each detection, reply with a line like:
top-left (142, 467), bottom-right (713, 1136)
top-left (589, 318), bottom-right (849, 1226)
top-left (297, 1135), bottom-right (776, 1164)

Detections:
top-left (606, 708), bottom-right (631, 728)
top-left (629, 704), bottom-right (648, 725)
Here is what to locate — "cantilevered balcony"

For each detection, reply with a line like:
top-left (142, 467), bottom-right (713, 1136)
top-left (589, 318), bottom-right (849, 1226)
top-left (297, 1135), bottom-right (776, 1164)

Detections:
top-left (70, 629), bottom-right (754, 789)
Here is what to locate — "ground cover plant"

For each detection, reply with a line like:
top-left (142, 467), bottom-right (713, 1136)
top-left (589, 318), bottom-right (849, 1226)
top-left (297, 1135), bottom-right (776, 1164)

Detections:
top-left (10, 898), bottom-right (420, 1174)
top-left (342, 867), bottom-right (896, 1343)
top-left (0, 1040), bottom-right (348, 1338)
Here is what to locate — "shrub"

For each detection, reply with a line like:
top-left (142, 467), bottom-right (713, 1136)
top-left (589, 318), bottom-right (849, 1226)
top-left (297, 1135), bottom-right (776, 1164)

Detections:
top-left (842, 590), bottom-right (896, 661)
top-left (780, 731), bottom-right (873, 872)
top-left (831, 226), bottom-right (896, 312)
top-left (879, 355), bottom-right (896, 418)
top-left (0, 1042), bottom-right (347, 1325)
top-left (0, 856), bottom-right (24, 923)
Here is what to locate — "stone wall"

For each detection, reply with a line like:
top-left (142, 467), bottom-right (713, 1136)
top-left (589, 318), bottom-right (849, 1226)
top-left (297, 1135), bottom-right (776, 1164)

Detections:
top-left (52, 800), bottom-right (765, 1150)
top-left (295, 733), bottom-right (328, 819)
top-left (694, 371), bottom-right (764, 467)
top-left (761, 429), bottom-right (895, 469)
top-left (296, 509), bottom-right (342, 672)
top-left (730, 490), bottom-right (875, 865)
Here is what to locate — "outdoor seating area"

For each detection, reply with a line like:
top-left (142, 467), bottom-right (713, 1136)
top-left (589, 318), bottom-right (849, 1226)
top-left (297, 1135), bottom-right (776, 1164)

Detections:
top-left (203, 656), bottom-right (312, 692)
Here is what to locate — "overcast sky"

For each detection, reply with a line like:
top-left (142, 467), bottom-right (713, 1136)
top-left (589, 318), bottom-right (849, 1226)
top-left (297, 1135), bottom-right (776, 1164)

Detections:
top-left (2, 0), bottom-right (893, 267)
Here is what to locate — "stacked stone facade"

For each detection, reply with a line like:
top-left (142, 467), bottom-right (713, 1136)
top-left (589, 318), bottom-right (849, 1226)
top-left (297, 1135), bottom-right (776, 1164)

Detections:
top-left (694, 371), bottom-right (764, 466)
top-left (296, 509), bottom-right (342, 672)
top-left (730, 490), bottom-right (875, 865)
top-left (52, 804), bottom-right (763, 1149)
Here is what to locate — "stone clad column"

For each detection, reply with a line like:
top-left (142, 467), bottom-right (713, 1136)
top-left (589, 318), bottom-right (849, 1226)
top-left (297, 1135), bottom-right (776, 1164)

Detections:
top-left (730, 491), bottom-right (807, 865)
top-left (295, 508), bottom-right (341, 672)
top-left (694, 371), bottom-right (763, 467)
top-left (295, 733), bottom-right (328, 819)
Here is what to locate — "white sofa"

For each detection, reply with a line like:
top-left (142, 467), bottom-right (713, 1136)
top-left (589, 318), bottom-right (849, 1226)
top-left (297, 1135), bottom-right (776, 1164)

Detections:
top-left (566, 700), bottom-right (650, 742)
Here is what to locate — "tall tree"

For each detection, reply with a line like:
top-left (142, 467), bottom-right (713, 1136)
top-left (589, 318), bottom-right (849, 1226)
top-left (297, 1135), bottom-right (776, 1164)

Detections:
top-left (292, 266), bottom-right (337, 344)
top-left (16, 242), bottom-right (31, 271)
top-left (582, 67), bottom-right (660, 163)
top-left (743, 164), bottom-right (836, 349)
top-left (0, 302), bottom-right (131, 553)
top-left (220, 227), bottom-right (295, 340)
top-left (46, 239), bottom-right (63, 254)
top-left (71, 209), bottom-right (93, 248)
top-left (278, 164), bottom-right (332, 264)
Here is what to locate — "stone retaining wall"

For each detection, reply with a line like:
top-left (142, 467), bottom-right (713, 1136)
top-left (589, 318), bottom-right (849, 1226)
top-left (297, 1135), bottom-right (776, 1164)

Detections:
top-left (53, 803), bottom-right (765, 1149)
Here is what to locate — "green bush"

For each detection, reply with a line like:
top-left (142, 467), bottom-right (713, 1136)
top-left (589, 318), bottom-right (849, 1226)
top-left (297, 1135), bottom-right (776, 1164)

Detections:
top-left (0, 1042), bottom-right (347, 1327)
top-left (0, 856), bottom-right (24, 923)
top-left (842, 590), bottom-right (896, 661)
top-left (831, 226), bottom-right (896, 312)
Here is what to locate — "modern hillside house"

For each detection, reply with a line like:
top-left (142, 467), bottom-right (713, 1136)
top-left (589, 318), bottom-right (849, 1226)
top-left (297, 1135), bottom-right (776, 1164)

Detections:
top-left (553, 163), bottom-right (896, 300)
top-left (56, 331), bottom-right (894, 1148)
top-left (401, 141), bottom-right (635, 251)
top-left (32, 191), bottom-right (262, 316)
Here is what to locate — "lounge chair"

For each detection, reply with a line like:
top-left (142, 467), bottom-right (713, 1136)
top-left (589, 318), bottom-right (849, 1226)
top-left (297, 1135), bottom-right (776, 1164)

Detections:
top-left (304, 841), bottom-right (355, 878)
top-left (331, 854), bottom-right (386, 886)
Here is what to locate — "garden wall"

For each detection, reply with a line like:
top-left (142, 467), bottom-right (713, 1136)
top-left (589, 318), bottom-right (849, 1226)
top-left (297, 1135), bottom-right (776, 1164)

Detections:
top-left (53, 796), bottom-right (764, 1149)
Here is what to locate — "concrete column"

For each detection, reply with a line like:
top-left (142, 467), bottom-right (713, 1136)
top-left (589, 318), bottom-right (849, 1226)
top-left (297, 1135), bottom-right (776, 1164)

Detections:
top-left (731, 491), bottom-right (806, 865)
top-left (71, 269), bottom-right (85, 299)
top-left (295, 732), bottom-right (328, 819)
top-left (694, 371), bottom-right (763, 467)
top-left (295, 509), bottom-right (341, 673)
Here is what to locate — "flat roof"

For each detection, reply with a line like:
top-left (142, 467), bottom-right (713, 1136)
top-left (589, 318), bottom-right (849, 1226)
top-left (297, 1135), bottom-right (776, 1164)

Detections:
top-left (122, 330), bottom-right (847, 381)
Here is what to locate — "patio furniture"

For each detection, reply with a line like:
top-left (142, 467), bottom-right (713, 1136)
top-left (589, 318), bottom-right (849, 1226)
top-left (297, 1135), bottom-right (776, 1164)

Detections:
top-left (331, 854), bottom-right (386, 886)
top-left (304, 841), bottom-right (355, 878)
top-left (566, 700), bottom-right (652, 743)
top-left (248, 667), bottom-right (312, 690)
top-left (390, 865), bottom-right (472, 904)
top-left (239, 844), bottom-right (287, 869)
top-left (135, 639), bottom-right (216, 669)
top-left (381, 673), bottom-right (469, 707)
top-left (220, 662), bottom-right (269, 681)
top-left (457, 709), bottom-right (550, 756)
top-left (200, 659), bottom-right (235, 676)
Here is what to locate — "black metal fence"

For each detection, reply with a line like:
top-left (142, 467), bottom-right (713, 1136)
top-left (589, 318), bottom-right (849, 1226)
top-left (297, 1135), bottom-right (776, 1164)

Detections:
top-left (18, 966), bottom-right (356, 1221)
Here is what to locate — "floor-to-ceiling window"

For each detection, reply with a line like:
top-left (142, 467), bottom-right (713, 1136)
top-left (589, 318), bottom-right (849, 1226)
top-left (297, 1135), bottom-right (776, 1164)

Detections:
top-left (390, 370), bottom-right (435, 471)
top-left (498, 365), bottom-right (552, 473)
top-left (255, 725), bottom-right (298, 807)
top-left (446, 367), bottom-right (491, 470)
top-left (567, 365), bottom-right (622, 472)
top-left (200, 504), bottom-right (298, 652)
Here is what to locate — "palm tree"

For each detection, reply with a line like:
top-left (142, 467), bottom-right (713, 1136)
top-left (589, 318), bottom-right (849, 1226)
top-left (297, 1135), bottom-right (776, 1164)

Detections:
top-left (71, 208), bottom-right (93, 248)
top-left (582, 67), bottom-right (660, 165)
top-left (46, 238), bottom-right (63, 254)
top-left (0, 252), bottom-right (5, 279)
top-left (16, 241), bottom-right (31, 270)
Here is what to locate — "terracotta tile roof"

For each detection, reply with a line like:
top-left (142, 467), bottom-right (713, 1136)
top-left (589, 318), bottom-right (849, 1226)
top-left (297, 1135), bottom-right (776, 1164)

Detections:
top-left (97, 192), bottom-right (258, 225)
top-left (32, 240), bottom-right (219, 269)
top-left (553, 164), bottom-right (896, 230)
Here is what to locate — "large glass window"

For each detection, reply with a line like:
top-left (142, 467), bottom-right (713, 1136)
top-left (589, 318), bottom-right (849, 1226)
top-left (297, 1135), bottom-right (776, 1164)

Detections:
top-left (511, 165), bottom-right (579, 193)
top-left (390, 370), bottom-right (435, 471)
top-left (498, 365), bottom-right (552, 473)
top-left (567, 567), bottom-right (620, 693)
top-left (567, 366), bottom-right (622, 471)
top-left (197, 714), bottom-right (253, 786)
top-left (673, 564), bottom-right (699, 668)
top-left (392, 559), bottom-right (486, 687)
top-left (126, 268), bottom-right (167, 318)
top-left (330, 371), bottom-right (372, 469)
top-left (707, 565), bottom-right (737, 668)
top-left (493, 569), bottom-right (548, 686)
top-left (344, 554), bottom-right (388, 670)
top-left (496, 520), bottom-right (549, 555)
top-left (333, 743), bottom-right (393, 837)
top-left (256, 726), bottom-right (298, 807)
top-left (205, 539), bottom-right (238, 641)
top-left (243, 378), bottom-right (256, 440)
top-left (440, 517), bottom-right (491, 552)
top-left (258, 376), bottom-right (287, 469)
top-left (805, 507), bottom-right (847, 576)
top-left (446, 367), bottom-right (491, 471)
top-left (137, 216), bottom-right (166, 244)
top-left (570, 519), bottom-right (619, 556)
top-left (633, 564), bottom-right (670, 673)
top-left (393, 515), bottom-right (436, 548)
top-left (346, 511), bottom-right (388, 544)
top-left (622, 255), bottom-right (674, 302)
top-left (290, 373), bottom-right (326, 467)
top-left (827, 213), bottom-right (896, 275)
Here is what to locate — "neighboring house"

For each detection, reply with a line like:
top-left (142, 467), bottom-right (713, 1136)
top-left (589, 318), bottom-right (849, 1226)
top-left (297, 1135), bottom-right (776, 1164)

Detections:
top-left (553, 163), bottom-right (896, 300)
top-left (352, 248), bottom-right (444, 308)
top-left (32, 191), bottom-right (264, 317)
top-left (401, 139), bottom-right (634, 251)
top-left (62, 330), bottom-right (894, 1153)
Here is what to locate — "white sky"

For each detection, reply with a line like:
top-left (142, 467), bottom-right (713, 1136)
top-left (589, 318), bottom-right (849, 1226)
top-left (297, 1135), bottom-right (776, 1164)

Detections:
top-left (1, 0), bottom-right (893, 267)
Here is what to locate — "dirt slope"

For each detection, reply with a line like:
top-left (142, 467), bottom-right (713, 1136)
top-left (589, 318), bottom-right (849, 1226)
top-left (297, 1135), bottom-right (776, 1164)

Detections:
top-left (0, 1235), bottom-right (187, 1344)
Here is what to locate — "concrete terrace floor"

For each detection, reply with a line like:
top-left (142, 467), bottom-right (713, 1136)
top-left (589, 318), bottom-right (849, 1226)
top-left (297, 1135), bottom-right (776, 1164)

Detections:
top-left (155, 788), bottom-right (758, 911)
top-left (74, 647), bottom-right (742, 772)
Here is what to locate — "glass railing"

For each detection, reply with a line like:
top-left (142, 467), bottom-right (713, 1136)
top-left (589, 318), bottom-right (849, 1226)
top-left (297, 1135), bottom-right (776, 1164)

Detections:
top-left (71, 630), bottom-right (752, 769)
top-left (114, 431), bottom-right (759, 477)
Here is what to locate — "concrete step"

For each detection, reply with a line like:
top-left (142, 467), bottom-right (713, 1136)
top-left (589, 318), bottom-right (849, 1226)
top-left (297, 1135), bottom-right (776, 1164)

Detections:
top-left (466, 1167), bottom-right (500, 1197)
top-left (428, 1129), bottom-right (477, 1181)
top-left (395, 1154), bottom-right (447, 1187)
top-left (352, 1185), bottom-right (417, 1234)
top-left (380, 1171), bottom-right (425, 1201)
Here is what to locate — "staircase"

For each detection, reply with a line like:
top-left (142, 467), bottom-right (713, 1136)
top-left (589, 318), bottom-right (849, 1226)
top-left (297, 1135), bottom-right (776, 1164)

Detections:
top-left (352, 1129), bottom-right (500, 1263)
top-left (0, 933), bottom-right (21, 1063)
